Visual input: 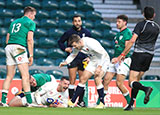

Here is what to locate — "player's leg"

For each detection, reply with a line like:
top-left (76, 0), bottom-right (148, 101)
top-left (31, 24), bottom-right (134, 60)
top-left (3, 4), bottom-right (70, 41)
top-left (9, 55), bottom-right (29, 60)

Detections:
top-left (17, 63), bottom-right (32, 104)
top-left (94, 70), bottom-right (105, 107)
top-left (103, 72), bottom-right (115, 94)
top-left (8, 96), bottom-right (24, 107)
top-left (68, 67), bottom-right (78, 99)
top-left (70, 70), bottom-right (93, 105)
top-left (77, 69), bottom-right (85, 107)
top-left (116, 74), bottom-right (130, 104)
top-left (1, 65), bottom-right (16, 106)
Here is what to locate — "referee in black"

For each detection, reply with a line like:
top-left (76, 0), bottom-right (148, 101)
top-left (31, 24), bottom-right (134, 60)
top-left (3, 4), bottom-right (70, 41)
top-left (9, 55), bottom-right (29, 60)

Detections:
top-left (112, 6), bottom-right (160, 110)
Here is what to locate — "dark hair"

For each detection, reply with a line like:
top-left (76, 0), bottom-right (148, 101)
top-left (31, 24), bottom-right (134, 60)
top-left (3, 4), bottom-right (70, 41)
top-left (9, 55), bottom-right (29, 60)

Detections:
top-left (143, 6), bottom-right (155, 20)
top-left (24, 6), bottom-right (36, 14)
top-left (117, 15), bottom-right (128, 23)
top-left (72, 15), bottom-right (81, 21)
top-left (68, 34), bottom-right (81, 46)
top-left (60, 77), bottom-right (69, 81)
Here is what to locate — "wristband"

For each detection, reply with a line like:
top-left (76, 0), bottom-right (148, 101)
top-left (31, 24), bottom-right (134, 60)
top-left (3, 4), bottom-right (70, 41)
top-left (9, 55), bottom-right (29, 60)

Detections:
top-left (121, 53), bottom-right (125, 57)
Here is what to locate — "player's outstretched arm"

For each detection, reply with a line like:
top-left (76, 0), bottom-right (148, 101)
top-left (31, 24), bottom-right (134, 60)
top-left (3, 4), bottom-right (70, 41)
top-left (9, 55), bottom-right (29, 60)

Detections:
top-left (59, 61), bottom-right (68, 67)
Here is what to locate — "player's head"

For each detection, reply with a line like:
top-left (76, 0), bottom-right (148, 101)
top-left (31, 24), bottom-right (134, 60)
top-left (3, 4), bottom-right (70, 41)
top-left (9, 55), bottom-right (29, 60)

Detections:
top-left (24, 6), bottom-right (36, 20)
top-left (58, 77), bottom-right (70, 92)
top-left (116, 15), bottom-right (128, 29)
top-left (143, 6), bottom-right (155, 20)
top-left (72, 15), bottom-right (82, 31)
top-left (29, 75), bottom-right (37, 87)
top-left (68, 34), bottom-right (83, 50)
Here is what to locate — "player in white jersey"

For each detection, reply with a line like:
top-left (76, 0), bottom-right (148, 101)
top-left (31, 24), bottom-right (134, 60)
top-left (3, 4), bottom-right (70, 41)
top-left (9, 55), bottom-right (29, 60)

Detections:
top-left (59, 34), bottom-right (110, 108)
top-left (8, 77), bottom-right (69, 108)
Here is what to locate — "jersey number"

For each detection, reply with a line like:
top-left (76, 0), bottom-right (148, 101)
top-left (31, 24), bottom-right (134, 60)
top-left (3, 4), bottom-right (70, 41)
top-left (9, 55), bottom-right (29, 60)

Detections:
top-left (11, 23), bottom-right (21, 33)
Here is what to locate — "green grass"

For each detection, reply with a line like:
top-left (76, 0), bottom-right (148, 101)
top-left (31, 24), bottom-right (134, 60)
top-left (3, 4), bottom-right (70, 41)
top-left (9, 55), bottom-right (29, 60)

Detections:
top-left (0, 107), bottom-right (160, 115)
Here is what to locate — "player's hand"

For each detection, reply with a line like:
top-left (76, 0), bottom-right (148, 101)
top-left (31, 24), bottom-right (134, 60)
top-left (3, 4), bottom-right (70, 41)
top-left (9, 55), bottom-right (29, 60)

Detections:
top-left (65, 47), bottom-right (72, 53)
top-left (83, 57), bottom-right (90, 64)
top-left (28, 56), bottom-right (33, 66)
top-left (59, 61), bottom-right (67, 67)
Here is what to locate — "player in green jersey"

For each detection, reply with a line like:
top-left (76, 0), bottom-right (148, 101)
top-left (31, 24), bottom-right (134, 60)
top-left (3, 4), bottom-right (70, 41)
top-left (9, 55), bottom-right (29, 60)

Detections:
top-left (103, 15), bottom-right (132, 108)
top-left (0, 6), bottom-right (36, 107)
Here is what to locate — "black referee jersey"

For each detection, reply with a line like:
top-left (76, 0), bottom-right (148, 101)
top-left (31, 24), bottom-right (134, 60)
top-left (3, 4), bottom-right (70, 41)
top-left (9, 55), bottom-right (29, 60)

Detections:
top-left (133, 20), bottom-right (160, 54)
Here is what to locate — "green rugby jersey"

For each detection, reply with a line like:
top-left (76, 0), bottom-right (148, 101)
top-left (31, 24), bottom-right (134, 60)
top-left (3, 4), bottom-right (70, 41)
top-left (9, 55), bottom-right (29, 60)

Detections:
top-left (31, 73), bottom-right (52, 92)
top-left (8, 16), bottom-right (36, 47)
top-left (114, 28), bottom-right (132, 57)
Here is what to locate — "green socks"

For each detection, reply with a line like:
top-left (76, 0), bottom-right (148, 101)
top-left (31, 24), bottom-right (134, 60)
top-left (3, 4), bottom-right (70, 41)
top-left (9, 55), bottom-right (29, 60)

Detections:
top-left (123, 92), bottom-right (131, 104)
top-left (1, 90), bottom-right (8, 103)
top-left (25, 91), bottom-right (32, 104)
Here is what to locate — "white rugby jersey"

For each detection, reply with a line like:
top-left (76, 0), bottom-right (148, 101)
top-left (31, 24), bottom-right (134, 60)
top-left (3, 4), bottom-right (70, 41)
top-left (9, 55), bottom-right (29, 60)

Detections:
top-left (66, 37), bottom-right (110, 67)
top-left (34, 81), bottom-right (68, 107)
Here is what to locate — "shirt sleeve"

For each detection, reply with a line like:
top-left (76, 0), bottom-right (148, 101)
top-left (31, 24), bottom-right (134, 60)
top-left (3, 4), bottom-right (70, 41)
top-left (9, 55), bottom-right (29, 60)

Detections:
top-left (65, 48), bottom-right (79, 64)
top-left (133, 22), bottom-right (143, 36)
top-left (125, 31), bottom-right (132, 41)
top-left (28, 21), bottom-right (36, 32)
top-left (58, 32), bottom-right (69, 51)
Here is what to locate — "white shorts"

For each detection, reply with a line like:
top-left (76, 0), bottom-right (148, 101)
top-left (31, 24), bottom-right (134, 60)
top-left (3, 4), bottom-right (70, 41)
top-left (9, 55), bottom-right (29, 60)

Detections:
top-left (107, 57), bottom-right (131, 76)
top-left (5, 45), bottom-right (29, 65)
top-left (85, 59), bottom-right (110, 74)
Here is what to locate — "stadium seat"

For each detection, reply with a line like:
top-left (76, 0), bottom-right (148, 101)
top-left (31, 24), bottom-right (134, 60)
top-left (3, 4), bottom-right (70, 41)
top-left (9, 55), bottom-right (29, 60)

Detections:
top-left (36, 58), bottom-right (54, 66)
top-left (34, 48), bottom-right (47, 58)
top-left (40, 19), bottom-right (57, 28)
top-left (77, 1), bottom-right (94, 12)
top-left (59, 1), bottom-right (76, 11)
top-left (38, 37), bottom-right (57, 48)
top-left (47, 48), bottom-right (66, 59)
top-left (54, 58), bottom-right (65, 66)
top-left (90, 29), bottom-right (103, 38)
top-left (34, 28), bottom-right (48, 37)
top-left (68, 10), bottom-right (85, 20)
top-left (0, 19), bottom-right (3, 27)
top-left (0, 0), bottom-right (5, 8)
top-left (0, 68), bottom-right (6, 78)
top-left (14, 9), bottom-right (24, 18)
top-left (103, 30), bottom-right (118, 40)
top-left (0, 9), bottom-right (14, 17)
top-left (6, 0), bottom-right (23, 9)
top-left (86, 11), bottom-right (102, 21)
top-left (0, 47), bottom-right (5, 57)
top-left (48, 28), bottom-right (65, 39)
top-left (0, 57), bottom-right (6, 65)
top-left (143, 75), bottom-right (160, 80)
top-left (0, 28), bottom-right (8, 37)
top-left (36, 10), bottom-right (49, 19)
top-left (99, 39), bottom-right (114, 48)
top-left (95, 20), bottom-right (112, 30)
top-left (24, 0), bottom-right (41, 8)
top-left (46, 69), bottom-right (63, 79)
top-left (58, 19), bottom-right (72, 30)
top-left (42, 0), bottom-right (58, 10)
top-left (34, 19), bottom-right (40, 27)
top-left (29, 69), bottom-right (44, 75)
top-left (1, 36), bottom-right (6, 47)
top-left (4, 18), bottom-right (15, 27)
top-left (82, 20), bottom-right (94, 29)
top-left (50, 10), bottom-right (67, 20)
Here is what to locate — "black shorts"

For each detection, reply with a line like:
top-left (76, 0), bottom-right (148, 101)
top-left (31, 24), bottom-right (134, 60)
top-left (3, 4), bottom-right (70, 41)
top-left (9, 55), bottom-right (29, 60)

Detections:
top-left (130, 52), bottom-right (154, 72)
top-left (67, 58), bottom-right (84, 71)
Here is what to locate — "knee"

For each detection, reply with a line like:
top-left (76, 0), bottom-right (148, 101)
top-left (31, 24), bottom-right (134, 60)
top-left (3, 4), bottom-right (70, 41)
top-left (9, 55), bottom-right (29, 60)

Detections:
top-left (79, 76), bottom-right (87, 84)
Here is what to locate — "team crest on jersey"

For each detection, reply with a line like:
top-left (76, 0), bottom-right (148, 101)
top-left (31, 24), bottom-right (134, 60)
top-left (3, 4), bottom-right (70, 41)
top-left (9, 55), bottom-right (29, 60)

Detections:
top-left (119, 36), bottom-right (123, 40)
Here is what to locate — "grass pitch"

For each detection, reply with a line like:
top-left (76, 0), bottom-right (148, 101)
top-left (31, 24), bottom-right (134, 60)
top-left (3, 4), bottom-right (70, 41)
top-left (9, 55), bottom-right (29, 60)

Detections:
top-left (0, 107), bottom-right (160, 115)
